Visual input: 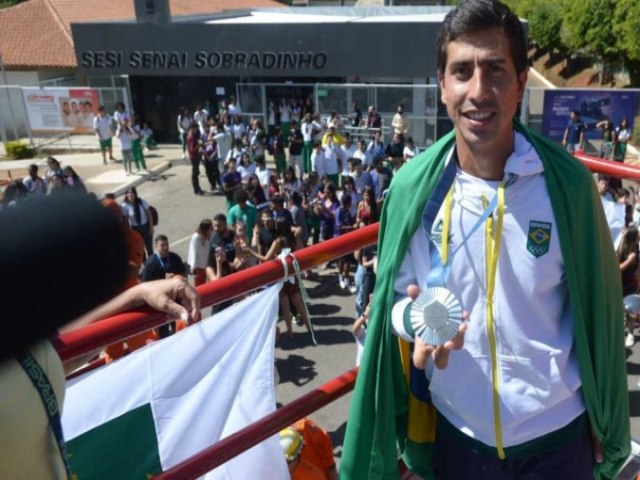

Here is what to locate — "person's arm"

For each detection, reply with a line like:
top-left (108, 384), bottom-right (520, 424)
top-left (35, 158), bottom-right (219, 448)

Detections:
top-left (579, 126), bottom-right (585, 149)
top-left (620, 252), bottom-right (637, 272)
top-left (145, 206), bottom-right (155, 235)
top-left (60, 276), bottom-right (200, 335)
top-left (249, 237), bottom-right (281, 262)
top-left (562, 125), bottom-right (569, 146)
top-left (352, 306), bottom-right (369, 336)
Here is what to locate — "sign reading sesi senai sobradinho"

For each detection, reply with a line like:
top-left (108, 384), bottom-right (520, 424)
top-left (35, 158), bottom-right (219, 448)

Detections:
top-left (80, 50), bottom-right (327, 71)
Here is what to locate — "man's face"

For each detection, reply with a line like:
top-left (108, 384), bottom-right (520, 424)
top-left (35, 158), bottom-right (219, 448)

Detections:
top-left (156, 240), bottom-right (169, 257)
top-left (71, 102), bottom-right (79, 114)
top-left (359, 141), bottom-right (366, 152)
top-left (374, 131), bottom-right (381, 142)
top-left (62, 103), bottom-right (70, 115)
top-left (597, 180), bottom-right (609, 195)
top-left (439, 28), bottom-right (527, 158)
top-left (213, 220), bottom-right (226, 234)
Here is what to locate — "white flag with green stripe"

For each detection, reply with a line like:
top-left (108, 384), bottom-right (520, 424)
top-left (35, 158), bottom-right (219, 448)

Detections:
top-left (62, 283), bottom-right (288, 479)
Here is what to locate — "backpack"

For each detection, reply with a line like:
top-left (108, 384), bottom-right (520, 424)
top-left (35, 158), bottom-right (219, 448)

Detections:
top-left (149, 205), bottom-right (159, 226)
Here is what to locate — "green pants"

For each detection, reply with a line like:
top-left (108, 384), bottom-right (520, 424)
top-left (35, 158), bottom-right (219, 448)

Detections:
top-left (281, 121), bottom-right (291, 138)
top-left (275, 153), bottom-right (286, 175)
top-left (132, 139), bottom-right (147, 170)
top-left (303, 141), bottom-right (312, 174)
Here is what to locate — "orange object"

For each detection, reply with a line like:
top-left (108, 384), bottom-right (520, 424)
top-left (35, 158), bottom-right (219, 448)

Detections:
top-left (294, 418), bottom-right (335, 480)
top-left (292, 458), bottom-right (326, 480)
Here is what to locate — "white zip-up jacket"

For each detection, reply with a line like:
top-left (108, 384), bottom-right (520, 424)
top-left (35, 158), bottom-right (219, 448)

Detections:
top-left (392, 132), bottom-right (585, 449)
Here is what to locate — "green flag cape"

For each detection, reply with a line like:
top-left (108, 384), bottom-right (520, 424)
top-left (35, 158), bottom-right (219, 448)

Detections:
top-left (340, 122), bottom-right (630, 480)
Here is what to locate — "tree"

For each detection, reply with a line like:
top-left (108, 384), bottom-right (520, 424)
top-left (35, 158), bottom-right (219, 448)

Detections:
top-left (562, 0), bottom-right (619, 84)
top-left (614, 0), bottom-right (640, 87)
top-left (526, 0), bottom-right (563, 53)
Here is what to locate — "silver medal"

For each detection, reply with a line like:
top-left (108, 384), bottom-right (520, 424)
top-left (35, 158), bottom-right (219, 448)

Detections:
top-left (410, 287), bottom-right (463, 346)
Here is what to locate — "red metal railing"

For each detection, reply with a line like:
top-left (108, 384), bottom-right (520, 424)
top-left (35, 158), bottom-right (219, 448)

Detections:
top-left (56, 223), bottom-right (378, 361)
top-left (58, 152), bottom-right (640, 479)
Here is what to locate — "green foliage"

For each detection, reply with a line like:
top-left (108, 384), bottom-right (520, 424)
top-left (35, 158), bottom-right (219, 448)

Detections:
top-left (0, 0), bottom-right (27, 9)
top-left (562, 0), bottom-right (619, 61)
top-left (4, 141), bottom-right (34, 159)
top-left (526, 0), bottom-right (563, 52)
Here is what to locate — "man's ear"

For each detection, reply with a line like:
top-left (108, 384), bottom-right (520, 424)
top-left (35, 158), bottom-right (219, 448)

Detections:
top-left (438, 71), bottom-right (448, 106)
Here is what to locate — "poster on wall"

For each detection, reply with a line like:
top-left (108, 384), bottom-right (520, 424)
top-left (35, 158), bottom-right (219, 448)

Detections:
top-left (21, 88), bottom-right (100, 133)
top-left (541, 89), bottom-right (638, 142)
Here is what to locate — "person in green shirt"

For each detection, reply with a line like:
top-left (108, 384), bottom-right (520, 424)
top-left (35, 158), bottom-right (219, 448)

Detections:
top-left (227, 188), bottom-right (258, 234)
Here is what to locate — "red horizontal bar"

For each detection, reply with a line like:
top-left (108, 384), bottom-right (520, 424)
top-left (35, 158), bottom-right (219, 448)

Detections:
top-left (573, 152), bottom-right (640, 181)
top-left (56, 224), bottom-right (378, 361)
top-left (155, 367), bottom-right (359, 480)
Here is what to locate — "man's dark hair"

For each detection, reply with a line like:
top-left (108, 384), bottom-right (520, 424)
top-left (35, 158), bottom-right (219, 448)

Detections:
top-left (233, 188), bottom-right (249, 204)
top-left (436, 0), bottom-right (527, 76)
top-left (271, 194), bottom-right (285, 205)
top-left (213, 213), bottom-right (227, 223)
top-left (155, 234), bottom-right (168, 244)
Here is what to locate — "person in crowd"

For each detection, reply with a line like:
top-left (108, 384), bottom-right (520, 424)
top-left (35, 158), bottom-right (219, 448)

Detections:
top-left (319, 183), bottom-right (339, 242)
top-left (142, 121), bottom-right (156, 151)
top-left (177, 106), bottom-right (193, 160)
top-left (613, 117), bottom-right (632, 163)
top-left (248, 217), bottom-right (314, 341)
top-left (228, 188), bottom-right (258, 233)
top-left (335, 193), bottom-right (357, 293)
top-left (321, 125), bottom-right (344, 148)
top-left (353, 139), bottom-right (373, 170)
top-left (255, 156), bottom-right (272, 201)
top-left (130, 115), bottom-right (148, 173)
top-left (367, 130), bottom-right (385, 161)
top-left (22, 164), bottom-right (46, 197)
top-left (227, 96), bottom-right (242, 116)
top-left (247, 173), bottom-right (268, 207)
top-left (267, 101), bottom-right (278, 138)
top-left (391, 104), bottom-right (410, 140)
top-left (214, 122), bottom-right (233, 167)
top-left (231, 115), bottom-right (246, 141)
top-left (237, 152), bottom-right (256, 183)
top-left (233, 221), bottom-right (255, 271)
top-left (288, 119), bottom-right (305, 180)
top-left (291, 98), bottom-right (302, 125)
top-left (303, 96), bottom-right (314, 116)
top-left (279, 98), bottom-right (292, 138)
top-left (186, 123), bottom-right (204, 195)
top-left (282, 166), bottom-right (302, 201)
top-left (113, 101), bottom-right (130, 126)
top-left (256, 208), bottom-right (277, 257)
top-left (226, 138), bottom-right (247, 165)
top-left (279, 427), bottom-right (325, 480)
top-left (272, 126), bottom-right (287, 176)
top-left (356, 186), bottom-right (378, 228)
top-left (205, 245), bottom-right (234, 315)
top-left (340, 176), bottom-right (358, 217)
top-left (369, 156), bottom-right (392, 203)
top-left (365, 105), bottom-right (382, 129)
top-left (94, 106), bottom-right (115, 164)
top-left (270, 194), bottom-right (295, 230)
top-left (596, 117), bottom-right (614, 159)
top-left (352, 301), bottom-right (369, 367)
top-left (121, 187), bottom-right (154, 257)
top-left (47, 174), bottom-right (66, 196)
top-left (45, 157), bottom-right (65, 184)
top-left (203, 133), bottom-right (221, 192)
top-left (342, 2), bottom-right (629, 479)
top-left (311, 143), bottom-right (326, 180)
top-left (250, 118), bottom-right (267, 163)
top-left (350, 158), bottom-right (374, 205)
top-left (301, 113), bottom-right (315, 174)
top-left (290, 191), bottom-right (309, 249)
top-left (403, 136), bottom-right (418, 162)
top-left (211, 213), bottom-right (237, 268)
top-left (349, 101), bottom-right (362, 128)
top-left (187, 219), bottom-right (213, 287)
top-left (323, 137), bottom-right (341, 187)
top-left (116, 120), bottom-right (134, 176)
top-left (63, 166), bottom-right (86, 194)
top-left (221, 158), bottom-right (243, 212)
top-left (562, 110), bottom-right (585, 153)
top-left (618, 226), bottom-right (639, 297)
top-left (141, 234), bottom-right (187, 338)
top-left (193, 104), bottom-right (208, 136)
top-left (341, 134), bottom-right (358, 179)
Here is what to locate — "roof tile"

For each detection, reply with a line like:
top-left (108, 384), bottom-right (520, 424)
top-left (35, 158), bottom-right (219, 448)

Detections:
top-left (0, 0), bottom-right (285, 70)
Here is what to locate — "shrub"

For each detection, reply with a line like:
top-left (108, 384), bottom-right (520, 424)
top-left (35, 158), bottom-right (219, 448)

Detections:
top-left (634, 117), bottom-right (640, 145)
top-left (4, 140), bottom-right (34, 159)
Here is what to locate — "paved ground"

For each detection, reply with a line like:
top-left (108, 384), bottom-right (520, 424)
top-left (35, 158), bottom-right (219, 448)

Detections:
top-left (5, 140), bottom-right (640, 475)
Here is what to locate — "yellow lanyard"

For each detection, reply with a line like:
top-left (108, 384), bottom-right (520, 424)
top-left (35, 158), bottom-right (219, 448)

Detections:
top-left (442, 181), bottom-right (507, 459)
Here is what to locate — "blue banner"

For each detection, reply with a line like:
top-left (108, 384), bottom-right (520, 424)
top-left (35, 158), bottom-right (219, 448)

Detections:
top-left (541, 89), bottom-right (638, 141)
